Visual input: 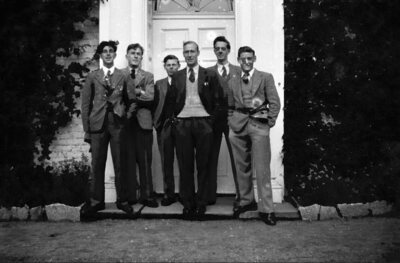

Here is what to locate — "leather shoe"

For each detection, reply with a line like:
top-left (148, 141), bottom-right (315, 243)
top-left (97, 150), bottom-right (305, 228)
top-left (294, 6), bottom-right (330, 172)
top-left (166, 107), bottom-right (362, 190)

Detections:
top-left (139, 198), bottom-right (159, 208)
top-left (195, 205), bottom-right (206, 217)
top-left (161, 196), bottom-right (176, 206)
top-left (116, 202), bottom-right (133, 214)
top-left (233, 202), bottom-right (258, 218)
top-left (182, 207), bottom-right (195, 220)
top-left (80, 202), bottom-right (105, 216)
top-left (259, 212), bottom-right (277, 226)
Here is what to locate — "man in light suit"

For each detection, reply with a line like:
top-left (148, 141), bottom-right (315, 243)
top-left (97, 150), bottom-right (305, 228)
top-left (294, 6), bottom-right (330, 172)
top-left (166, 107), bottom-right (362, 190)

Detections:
top-left (164, 41), bottom-right (224, 219)
top-left (206, 36), bottom-right (241, 206)
top-left (153, 55), bottom-right (180, 206)
top-left (124, 43), bottom-right (158, 208)
top-left (228, 46), bottom-right (281, 225)
top-left (80, 40), bottom-right (133, 216)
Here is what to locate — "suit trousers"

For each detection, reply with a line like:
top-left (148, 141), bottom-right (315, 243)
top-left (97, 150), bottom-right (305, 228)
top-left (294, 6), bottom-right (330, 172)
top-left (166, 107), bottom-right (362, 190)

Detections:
top-left (132, 117), bottom-right (154, 200)
top-left (206, 121), bottom-right (240, 204)
top-left (124, 118), bottom-right (139, 203)
top-left (174, 117), bottom-right (213, 209)
top-left (89, 111), bottom-right (127, 203)
top-left (156, 126), bottom-right (176, 199)
top-left (229, 119), bottom-right (274, 213)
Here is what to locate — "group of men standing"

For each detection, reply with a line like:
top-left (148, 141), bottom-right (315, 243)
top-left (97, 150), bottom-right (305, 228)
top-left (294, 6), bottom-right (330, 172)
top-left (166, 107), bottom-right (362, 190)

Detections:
top-left (80, 36), bottom-right (280, 226)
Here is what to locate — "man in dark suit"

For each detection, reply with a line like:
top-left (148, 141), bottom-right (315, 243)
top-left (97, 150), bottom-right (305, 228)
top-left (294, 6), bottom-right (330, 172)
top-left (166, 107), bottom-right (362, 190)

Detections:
top-left (80, 40), bottom-right (133, 216)
top-left (164, 41), bottom-right (223, 219)
top-left (153, 55), bottom-right (180, 206)
top-left (123, 43), bottom-right (158, 208)
top-left (227, 46), bottom-right (281, 225)
top-left (206, 36), bottom-right (241, 206)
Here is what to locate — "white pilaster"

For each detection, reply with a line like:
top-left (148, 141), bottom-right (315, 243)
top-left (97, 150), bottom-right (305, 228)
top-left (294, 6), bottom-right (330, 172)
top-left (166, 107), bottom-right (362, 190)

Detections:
top-left (99, 0), bottom-right (148, 202)
top-left (235, 0), bottom-right (285, 202)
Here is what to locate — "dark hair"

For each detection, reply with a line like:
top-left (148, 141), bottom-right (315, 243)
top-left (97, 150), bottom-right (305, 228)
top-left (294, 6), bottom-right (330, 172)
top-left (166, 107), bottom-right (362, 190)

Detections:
top-left (126, 43), bottom-right (144, 54)
top-left (96, 40), bottom-right (118, 54)
top-left (163, 54), bottom-right (180, 64)
top-left (213, 36), bottom-right (231, 50)
top-left (183, 41), bottom-right (199, 51)
top-left (238, 46), bottom-right (255, 57)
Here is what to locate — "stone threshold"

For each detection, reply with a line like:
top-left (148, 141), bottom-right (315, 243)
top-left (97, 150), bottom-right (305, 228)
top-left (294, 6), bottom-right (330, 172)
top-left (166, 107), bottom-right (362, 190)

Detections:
top-left (95, 196), bottom-right (300, 220)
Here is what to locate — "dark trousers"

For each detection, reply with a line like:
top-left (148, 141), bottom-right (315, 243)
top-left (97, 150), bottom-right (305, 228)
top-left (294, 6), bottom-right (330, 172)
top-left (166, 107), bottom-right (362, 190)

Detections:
top-left (206, 122), bottom-right (240, 204)
top-left (89, 112), bottom-right (127, 203)
top-left (174, 117), bottom-right (213, 209)
top-left (157, 125), bottom-right (175, 198)
top-left (124, 118), bottom-right (139, 203)
top-left (132, 118), bottom-right (154, 200)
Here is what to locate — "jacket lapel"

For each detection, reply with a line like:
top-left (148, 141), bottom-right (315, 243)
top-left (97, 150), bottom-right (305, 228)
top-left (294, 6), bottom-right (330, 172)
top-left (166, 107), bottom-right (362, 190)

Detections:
top-left (198, 66), bottom-right (206, 95)
top-left (95, 69), bottom-right (106, 87)
top-left (251, 69), bottom-right (262, 97)
top-left (175, 69), bottom-right (186, 103)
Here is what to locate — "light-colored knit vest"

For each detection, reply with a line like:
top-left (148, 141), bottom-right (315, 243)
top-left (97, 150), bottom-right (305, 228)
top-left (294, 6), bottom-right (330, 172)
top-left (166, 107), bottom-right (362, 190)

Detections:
top-left (177, 76), bottom-right (209, 117)
top-left (241, 77), bottom-right (254, 108)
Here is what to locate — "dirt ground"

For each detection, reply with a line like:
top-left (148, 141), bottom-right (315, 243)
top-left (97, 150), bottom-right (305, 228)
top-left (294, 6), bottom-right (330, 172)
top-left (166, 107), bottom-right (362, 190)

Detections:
top-left (0, 217), bottom-right (399, 262)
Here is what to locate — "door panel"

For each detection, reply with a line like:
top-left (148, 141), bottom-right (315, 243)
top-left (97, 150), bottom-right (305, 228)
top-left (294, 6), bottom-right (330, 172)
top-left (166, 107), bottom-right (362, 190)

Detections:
top-left (152, 18), bottom-right (236, 194)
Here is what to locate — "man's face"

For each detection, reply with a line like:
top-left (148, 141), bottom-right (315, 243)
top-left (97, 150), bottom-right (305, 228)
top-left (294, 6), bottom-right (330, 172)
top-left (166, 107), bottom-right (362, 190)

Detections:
top-left (183, 43), bottom-right (199, 67)
top-left (126, 48), bottom-right (143, 67)
top-left (238, 52), bottom-right (256, 72)
top-left (214, 41), bottom-right (230, 63)
top-left (164, 59), bottom-right (180, 77)
top-left (100, 46), bottom-right (116, 66)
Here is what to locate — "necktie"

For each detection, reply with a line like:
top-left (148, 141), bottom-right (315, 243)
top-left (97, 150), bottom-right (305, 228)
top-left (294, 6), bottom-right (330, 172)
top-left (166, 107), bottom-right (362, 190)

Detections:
top-left (105, 70), bottom-right (112, 96)
top-left (242, 72), bottom-right (249, 84)
top-left (188, 67), bottom-right (195, 83)
top-left (130, 68), bottom-right (135, 79)
top-left (105, 70), bottom-right (112, 87)
top-left (222, 66), bottom-right (227, 78)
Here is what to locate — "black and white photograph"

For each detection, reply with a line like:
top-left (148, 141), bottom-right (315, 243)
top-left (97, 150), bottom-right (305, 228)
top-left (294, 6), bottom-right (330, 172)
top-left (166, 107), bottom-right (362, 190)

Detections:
top-left (0, 0), bottom-right (399, 262)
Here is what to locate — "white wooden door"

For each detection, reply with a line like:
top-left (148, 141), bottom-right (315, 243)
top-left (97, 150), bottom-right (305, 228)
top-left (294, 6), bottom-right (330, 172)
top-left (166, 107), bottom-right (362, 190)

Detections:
top-left (152, 17), bottom-right (236, 194)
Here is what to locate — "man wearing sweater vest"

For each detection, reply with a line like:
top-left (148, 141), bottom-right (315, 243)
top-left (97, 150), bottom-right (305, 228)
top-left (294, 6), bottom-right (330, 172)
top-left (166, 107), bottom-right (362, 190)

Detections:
top-left (164, 41), bottom-right (224, 219)
top-left (227, 46), bottom-right (281, 225)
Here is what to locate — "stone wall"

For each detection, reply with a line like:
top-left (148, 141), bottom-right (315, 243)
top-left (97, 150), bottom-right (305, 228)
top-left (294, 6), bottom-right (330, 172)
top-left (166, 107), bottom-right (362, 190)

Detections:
top-left (47, 7), bottom-right (99, 164)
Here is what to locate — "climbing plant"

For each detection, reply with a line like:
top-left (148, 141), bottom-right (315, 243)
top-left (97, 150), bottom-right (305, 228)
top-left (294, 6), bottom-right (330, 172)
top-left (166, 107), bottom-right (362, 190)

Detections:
top-left (0, 0), bottom-right (99, 206)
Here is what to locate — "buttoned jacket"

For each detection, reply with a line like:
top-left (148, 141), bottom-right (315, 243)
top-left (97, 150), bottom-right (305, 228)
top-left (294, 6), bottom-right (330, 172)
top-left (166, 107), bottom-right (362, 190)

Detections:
top-left (81, 68), bottom-right (127, 133)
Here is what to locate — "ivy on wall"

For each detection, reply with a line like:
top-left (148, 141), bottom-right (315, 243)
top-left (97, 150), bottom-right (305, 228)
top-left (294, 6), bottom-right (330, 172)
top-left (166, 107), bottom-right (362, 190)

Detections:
top-left (283, 0), bottom-right (400, 206)
top-left (0, 0), bottom-right (99, 206)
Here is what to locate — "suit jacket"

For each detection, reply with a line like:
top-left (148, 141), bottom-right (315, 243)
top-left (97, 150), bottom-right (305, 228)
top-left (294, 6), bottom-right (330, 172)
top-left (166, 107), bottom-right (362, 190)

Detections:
top-left (153, 77), bottom-right (169, 132)
top-left (164, 66), bottom-right (223, 121)
top-left (207, 64), bottom-right (241, 127)
top-left (228, 69), bottom-right (280, 132)
top-left (123, 67), bottom-right (155, 130)
top-left (81, 68), bottom-right (127, 133)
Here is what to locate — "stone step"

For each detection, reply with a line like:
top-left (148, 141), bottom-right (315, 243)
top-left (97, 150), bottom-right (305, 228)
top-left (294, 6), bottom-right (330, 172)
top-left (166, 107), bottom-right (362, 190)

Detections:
top-left (93, 196), bottom-right (300, 220)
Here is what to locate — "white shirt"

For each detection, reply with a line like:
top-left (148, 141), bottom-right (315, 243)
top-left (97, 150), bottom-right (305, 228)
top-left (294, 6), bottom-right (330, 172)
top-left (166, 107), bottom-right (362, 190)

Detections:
top-left (241, 68), bottom-right (255, 80)
top-left (102, 66), bottom-right (115, 75)
top-left (217, 62), bottom-right (230, 76)
top-left (167, 76), bottom-right (172, 86)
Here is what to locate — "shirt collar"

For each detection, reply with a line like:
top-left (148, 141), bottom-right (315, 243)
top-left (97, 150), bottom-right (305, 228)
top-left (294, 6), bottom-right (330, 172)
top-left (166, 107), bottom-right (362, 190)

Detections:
top-left (102, 66), bottom-right (115, 75)
top-left (167, 76), bottom-right (172, 85)
top-left (241, 68), bottom-right (255, 79)
top-left (217, 62), bottom-right (230, 75)
top-left (187, 64), bottom-right (199, 75)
